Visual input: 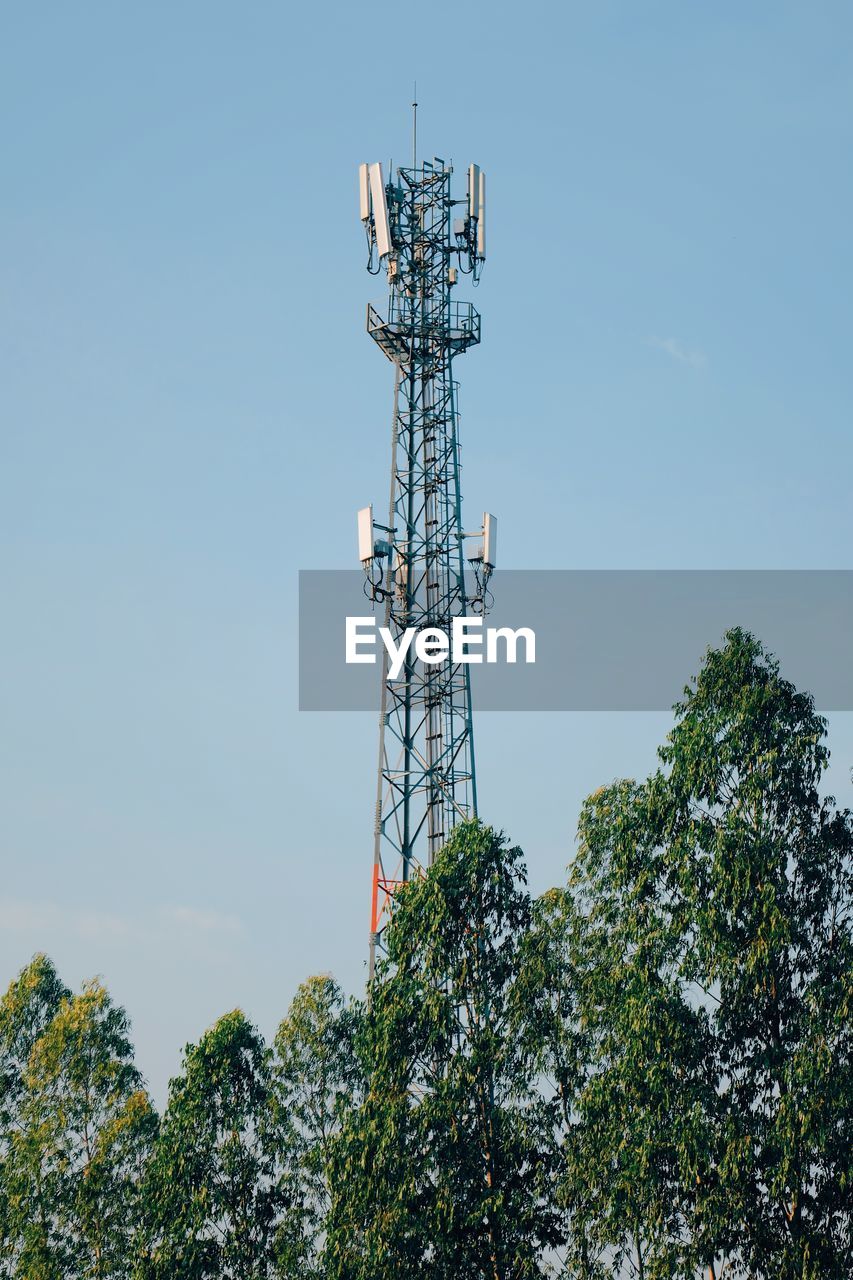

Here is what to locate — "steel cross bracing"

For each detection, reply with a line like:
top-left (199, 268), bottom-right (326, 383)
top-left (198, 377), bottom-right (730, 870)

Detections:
top-left (363, 158), bottom-right (485, 979)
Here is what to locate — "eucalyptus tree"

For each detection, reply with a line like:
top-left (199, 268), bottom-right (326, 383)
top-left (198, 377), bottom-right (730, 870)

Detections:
top-left (325, 820), bottom-right (562, 1280)
top-left (555, 781), bottom-right (722, 1279)
top-left (2, 973), bottom-right (156, 1278)
top-left (272, 975), bottom-right (363, 1278)
top-left (0, 954), bottom-right (69, 1109)
top-left (547, 629), bottom-right (853, 1278)
top-left (656, 628), bottom-right (853, 1276)
top-left (142, 1009), bottom-right (286, 1280)
top-left (0, 954), bottom-right (70, 1274)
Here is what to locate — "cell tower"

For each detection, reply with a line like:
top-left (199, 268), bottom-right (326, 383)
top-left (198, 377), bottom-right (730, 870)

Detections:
top-left (357, 134), bottom-right (495, 978)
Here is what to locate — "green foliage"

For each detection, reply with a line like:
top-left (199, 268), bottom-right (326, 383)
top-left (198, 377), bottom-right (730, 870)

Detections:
top-left (0, 954), bottom-right (69, 1110)
top-left (658, 628), bottom-right (853, 1276)
top-left (272, 976), bottom-right (363, 1278)
top-left (555, 783), bottom-right (720, 1278)
top-left (325, 821), bottom-right (562, 1280)
top-left (1, 967), bottom-right (156, 1278)
top-left (552, 629), bottom-right (853, 1278)
top-left (142, 1010), bottom-right (285, 1279)
top-left (0, 954), bottom-right (70, 1272)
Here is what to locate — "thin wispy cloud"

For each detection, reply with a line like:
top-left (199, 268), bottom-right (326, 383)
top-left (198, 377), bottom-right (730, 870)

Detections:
top-left (0, 899), bottom-right (133, 941)
top-left (0, 899), bottom-right (243, 944)
top-left (159, 905), bottom-right (242, 935)
top-left (648, 335), bottom-right (707, 369)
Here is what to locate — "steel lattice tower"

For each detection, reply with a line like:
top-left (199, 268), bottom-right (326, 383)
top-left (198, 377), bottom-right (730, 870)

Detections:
top-left (357, 150), bottom-right (493, 978)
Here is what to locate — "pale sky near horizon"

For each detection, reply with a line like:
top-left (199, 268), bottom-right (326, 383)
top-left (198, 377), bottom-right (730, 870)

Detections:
top-left (2, 2), bottom-right (852, 1104)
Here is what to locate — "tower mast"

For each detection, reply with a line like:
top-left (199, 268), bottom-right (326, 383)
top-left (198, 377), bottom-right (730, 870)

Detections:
top-left (357, 149), bottom-right (493, 978)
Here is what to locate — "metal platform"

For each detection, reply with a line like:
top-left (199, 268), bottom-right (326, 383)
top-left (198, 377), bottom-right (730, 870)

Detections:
top-left (367, 300), bottom-right (481, 362)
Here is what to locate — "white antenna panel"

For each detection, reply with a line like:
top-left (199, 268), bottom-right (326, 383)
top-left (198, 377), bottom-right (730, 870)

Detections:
top-left (468, 163), bottom-right (480, 220)
top-left (482, 512), bottom-right (497, 567)
top-left (368, 163), bottom-right (392, 258)
top-left (477, 170), bottom-right (486, 259)
top-left (357, 505), bottom-right (374, 563)
top-left (358, 163), bottom-right (370, 222)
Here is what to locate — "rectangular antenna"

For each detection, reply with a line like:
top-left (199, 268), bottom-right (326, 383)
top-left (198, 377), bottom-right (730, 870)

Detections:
top-left (368, 163), bottom-right (391, 258)
top-left (358, 163), bottom-right (370, 222)
top-left (357, 505), bottom-right (374, 563)
top-left (468, 163), bottom-right (480, 221)
top-left (477, 170), bottom-right (486, 258)
top-left (482, 512), bottom-right (497, 567)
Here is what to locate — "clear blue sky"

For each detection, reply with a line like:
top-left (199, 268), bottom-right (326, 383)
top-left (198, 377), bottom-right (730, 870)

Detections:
top-left (2, 2), bottom-right (852, 1102)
